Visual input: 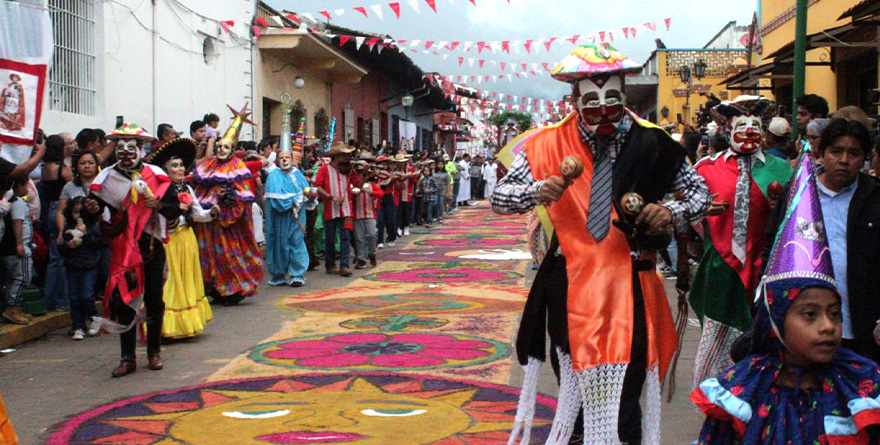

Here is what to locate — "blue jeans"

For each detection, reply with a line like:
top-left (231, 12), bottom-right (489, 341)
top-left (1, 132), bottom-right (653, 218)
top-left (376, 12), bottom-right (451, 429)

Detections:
top-left (67, 268), bottom-right (97, 330)
top-left (43, 201), bottom-right (68, 310)
top-left (376, 194), bottom-right (397, 244)
top-left (451, 181), bottom-right (460, 211)
top-left (424, 199), bottom-right (435, 224)
top-left (324, 217), bottom-right (351, 270)
top-left (434, 194), bottom-right (445, 218)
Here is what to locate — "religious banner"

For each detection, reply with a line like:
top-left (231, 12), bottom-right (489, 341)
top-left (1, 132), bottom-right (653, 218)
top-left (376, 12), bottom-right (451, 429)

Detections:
top-left (0, 60), bottom-right (46, 145)
top-left (399, 120), bottom-right (417, 152)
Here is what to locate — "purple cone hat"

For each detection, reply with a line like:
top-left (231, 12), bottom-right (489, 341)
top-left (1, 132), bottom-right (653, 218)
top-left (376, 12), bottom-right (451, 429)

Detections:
top-left (753, 150), bottom-right (837, 352)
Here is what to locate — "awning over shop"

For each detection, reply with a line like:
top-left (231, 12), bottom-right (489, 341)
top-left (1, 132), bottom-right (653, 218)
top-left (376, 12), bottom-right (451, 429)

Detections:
top-left (258, 30), bottom-right (368, 84)
top-left (764, 21), bottom-right (877, 64)
top-left (719, 62), bottom-right (781, 90)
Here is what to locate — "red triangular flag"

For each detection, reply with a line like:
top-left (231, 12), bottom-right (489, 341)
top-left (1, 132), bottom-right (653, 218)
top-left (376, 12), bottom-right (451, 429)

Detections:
top-left (498, 75), bottom-right (504, 79)
top-left (252, 25), bottom-right (262, 38)
top-left (542, 63), bottom-right (550, 71)
top-left (450, 41), bottom-right (460, 51)
top-left (339, 35), bottom-right (351, 46)
top-left (254, 17), bottom-right (268, 27)
top-left (664, 18), bottom-right (671, 30)
top-left (543, 37), bottom-right (556, 51)
top-left (484, 76), bottom-right (489, 82)
top-left (501, 41), bottom-right (510, 53)
top-left (521, 63), bottom-right (527, 71)
top-left (645, 22), bottom-right (656, 31)
top-left (524, 39), bottom-right (533, 53)
top-left (458, 57), bottom-right (464, 66)
top-left (367, 37), bottom-right (379, 49)
top-left (479, 60), bottom-right (485, 68)
top-left (354, 6), bottom-right (368, 17)
top-left (622, 28), bottom-right (629, 39)
top-left (468, 0), bottom-right (476, 5)
top-left (318, 11), bottom-right (332, 20)
top-left (630, 27), bottom-right (636, 38)
top-left (566, 34), bottom-right (580, 45)
top-left (425, 41), bottom-right (434, 49)
top-left (397, 39), bottom-right (407, 46)
top-left (476, 42), bottom-right (486, 53)
top-left (598, 31), bottom-right (606, 41)
top-left (470, 76), bottom-right (476, 83)
top-left (500, 62), bottom-right (507, 71)
top-left (424, 0), bottom-right (437, 13)
top-left (389, 2), bottom-right (401, 18)
top-left (609, 31), bottom-right (614, 42)
top-left (284, 13), bottom-right (300, 24)
top-left (219, 20), bottom-right (234, 33)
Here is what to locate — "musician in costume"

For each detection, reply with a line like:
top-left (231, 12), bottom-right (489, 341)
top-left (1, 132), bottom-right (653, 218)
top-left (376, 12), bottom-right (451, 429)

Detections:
top-left (84, 124), bottom-right (181, 378)
top-left (264, 106), bottom-right (312, 287)
top-left (190, 104), bottom-right (266, 305)
top-left (149, 138), bottom-right (217, 339)
top-left (491, 43), bottom-right (711, 444)
top-left (313, 142), bottom-right (362, 277)
top-left (689, 96), bottom-right (793, 388)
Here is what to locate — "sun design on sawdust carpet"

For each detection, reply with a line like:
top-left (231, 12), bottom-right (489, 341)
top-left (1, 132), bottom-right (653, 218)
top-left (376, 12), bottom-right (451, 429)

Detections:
top-left (47, 374), bottom-right (555, 445)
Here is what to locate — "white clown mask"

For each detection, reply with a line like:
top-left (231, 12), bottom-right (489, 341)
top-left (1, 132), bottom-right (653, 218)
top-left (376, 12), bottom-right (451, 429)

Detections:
top-left (728, 114), bottom-right (763, 155)
top-left (277, 151), bottom-right (293, 171)
top-left (217, 140), bottom-right (234, 160)
top-left (115, 139), bottom-right (142, 170)
top-left (576, 75), bottom-right (626, 137)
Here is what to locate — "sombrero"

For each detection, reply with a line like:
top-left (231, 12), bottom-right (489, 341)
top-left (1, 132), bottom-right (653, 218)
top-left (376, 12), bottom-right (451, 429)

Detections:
top-left (107, 123), bottom-right (154, 142)
top-left (710, 95), bottom-right (776, 126)
top-left (392, 153), bottom-right (409, 163)
top-left (149, 138), bottom-right (197, 169)
top-left (551, 43), bottom-right (641, 83)
top-left (326, 141), bottom-right (356, 156)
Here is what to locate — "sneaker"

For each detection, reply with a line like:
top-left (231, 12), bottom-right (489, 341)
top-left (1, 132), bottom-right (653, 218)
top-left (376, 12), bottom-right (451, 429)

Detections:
top-left (424, 224), bottom-right (431, 228)
top-left (369, 255), bottom-right (377, 267)
top-left (2, 307), bottom-right (29, 325)
top-left (72, 329), bottom-right (85, 341)
top-left (326, 267), bottom-right (340, 275)
top-left (377, 243), bottom-right (384, 249)
top-left (268, 278), bottom-right (288, 286)
top-left (403, 227), bottom-right (410, 236)
top-left (355, 259), bottom-right (367, 270)
top-left (87, 319), bottom-right (101, 336)
top-left (387, 241), bottom-right (396, 248)
top-left (339, 267), bottom-right (352, 277)
top-left (397, 228), bottom-right (403, 236)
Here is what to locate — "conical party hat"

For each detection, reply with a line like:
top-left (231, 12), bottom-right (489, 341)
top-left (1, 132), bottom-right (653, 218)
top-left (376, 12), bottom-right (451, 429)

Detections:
top-left (551, 43), bottom-right (641, 83)
top-left (220, 102), bottom-right (257, 147)
top-left (292, 117), bottom-right (306, 162)
top-left (752, 149), bottom-right (837, 352)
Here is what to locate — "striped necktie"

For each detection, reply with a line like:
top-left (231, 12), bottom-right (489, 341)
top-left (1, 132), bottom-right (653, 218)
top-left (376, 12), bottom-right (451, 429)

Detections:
top-left (732, 155), bottom-right (752, 264)
top-left (586, 140), bottom-right (613, 241)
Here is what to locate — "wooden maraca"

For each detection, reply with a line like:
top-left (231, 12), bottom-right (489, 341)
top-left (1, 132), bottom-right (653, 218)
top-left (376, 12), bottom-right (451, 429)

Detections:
top-left (560, 156), bottom-right (584, 182)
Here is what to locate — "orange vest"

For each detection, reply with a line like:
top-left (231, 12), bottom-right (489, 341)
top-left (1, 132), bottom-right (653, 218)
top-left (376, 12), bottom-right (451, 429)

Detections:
top-left (0, 393), bottom-right (17, 445)
top-left (523, 114), bottom-right (677, 379)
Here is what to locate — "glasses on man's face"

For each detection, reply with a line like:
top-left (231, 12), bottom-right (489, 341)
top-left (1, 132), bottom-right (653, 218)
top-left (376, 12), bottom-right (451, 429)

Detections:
top-left (807, 134), bottom-right (820, 141)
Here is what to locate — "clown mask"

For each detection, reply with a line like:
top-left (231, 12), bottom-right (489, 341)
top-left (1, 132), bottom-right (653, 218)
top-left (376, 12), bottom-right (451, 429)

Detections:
top-left (728, 114), bottom-right (763, 154)
top-left (116, 139), bottom-right (142, 170)
top-left (277, 151), bottom-right (293, 171)
top-left (576, 75), bottom-right (626, 137)
top-left (217, 141), bottom-right (234, 160)
top-left (165, 158), bottom-right (186, 184)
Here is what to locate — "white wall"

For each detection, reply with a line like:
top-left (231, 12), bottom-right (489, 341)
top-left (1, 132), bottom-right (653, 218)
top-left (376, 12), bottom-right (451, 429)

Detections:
top-left (41, 0), bottom-right (256, 140)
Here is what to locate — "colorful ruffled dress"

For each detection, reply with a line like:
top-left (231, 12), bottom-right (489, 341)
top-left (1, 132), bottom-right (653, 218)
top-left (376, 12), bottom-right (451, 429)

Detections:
top-left (161, 183), bottom-right (213, 338)
top-left (190, 157), bottom-right (263, 299)
top-left (692, 146), bottom-right (880, 444)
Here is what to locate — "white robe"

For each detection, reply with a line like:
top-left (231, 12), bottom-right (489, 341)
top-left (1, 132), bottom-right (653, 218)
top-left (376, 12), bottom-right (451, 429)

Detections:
top-left (457, 160), bottom-right (470, 203)
top-left (483, 163), bottom-right (498, 197)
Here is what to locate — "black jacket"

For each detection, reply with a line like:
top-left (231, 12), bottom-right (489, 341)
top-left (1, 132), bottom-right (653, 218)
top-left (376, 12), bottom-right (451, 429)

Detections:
top-left (58, 220), bottom-right (102, 270)
top-left (765, 173), bottom-right (880, 341)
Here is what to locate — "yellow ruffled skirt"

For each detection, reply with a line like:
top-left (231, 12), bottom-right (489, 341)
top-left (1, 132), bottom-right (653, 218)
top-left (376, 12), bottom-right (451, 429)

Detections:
top-left (162, 227), bottom-right (213, 339)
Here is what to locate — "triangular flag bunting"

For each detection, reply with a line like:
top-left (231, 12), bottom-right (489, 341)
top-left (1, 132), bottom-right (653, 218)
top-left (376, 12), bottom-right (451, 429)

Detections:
top-left (389, 2), bottom-right (401, 18)
top-left (370, 4), bottom-right (384, 20)
top-left (630, 27), bottom-right (636, 38)
top-left (476, 42), bottom-right (486, 53)
top-left (501, 41), bottom-right (510, 53)
top-left (424, 0), bottom-right (437, 13)
top-left (284, 13), bottom-right (300, 24)
top-left (271, 16), bottom-right (284, 26)
top-left (318, 11), bottom-right (332, 20)
top-left (339, 35), bottom-right (351, 46)
top-left (542, 63), bottom-right (550, 71)
top-left (500, 62), bottom-right (507, 71)
top-left (524, 40), bottom-right (533, 53)
top-left (407, 0), bottom-right (421, 14)
top-left (599, 31), bottom-right (606, 41)
top-left (566, 34), bottom-right (580, 45)
top-left (252, 25), bottom-right (262, 38)
top-left (622, 28), bottom-right (629, 39)
top-left (645, 22), bottom-right (656, 31)
top-left (367, 37), bottom-right (379, 49)
top-left (450, 41), bottom-right (460, 51)
top-left (543, 37), bottom-right (556, 51)
top-left (664, 18), bottom-right (671, 30)
top-left (478, 59), bottom-right (485, 68)
top-left (254, 17), bottom-right (268, 27)
top-left (458, 57), bottom-right (464, 66)
top-left (354, 6), bottom-right (368, 17)
top-left (468, 0), bottom-right (476, 5)
top-left (219, 20), bottom-right (234, 33)
top-left (335, 9), bottom-right (346, 17)
top-left (425, 41), bottom-right (434, 49)
top-left (355, 36), bottom-right (366, 48)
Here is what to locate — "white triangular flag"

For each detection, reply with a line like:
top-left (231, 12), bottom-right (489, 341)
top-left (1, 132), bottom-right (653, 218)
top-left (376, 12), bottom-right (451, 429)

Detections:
top-left (335, 9), bottom-right (346, 17)
top-left (442, 54), bottom-right (449, 59)
top-left (300, 12), bottom-right (315, 22)
top-left (410, 39), bottom-right (421, 48)
top-left (512, 40), bottom-right (521, 54)
top-left (531, 63), bottom-right (539, 71)
top-left (468, 58), bottom-right (474, 67)
top-left (477, 77), bottom-right (482, 84)
top-left (271, 16), bottom-right (284, 26)
top-left (448, 0), bottom-right (455, 5)
top-left (534, 38), bottom-right (545, 53)
top-left (406, 0), bottom-right (421, 14)
top-left (437, 40), bottom-right (447, 49)
top-left (377, 45), bottom-right (384, 54)
top-left (370, 5), bottom-right (384, 20)
top-left (355, 36), bottom-right (366, 48)
top-left (490, 41), bottom-right (499, 54)
top-left (463, 41), bottom-right (472, 52)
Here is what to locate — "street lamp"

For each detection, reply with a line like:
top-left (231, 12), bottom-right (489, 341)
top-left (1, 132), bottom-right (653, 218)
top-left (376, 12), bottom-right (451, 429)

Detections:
top-left (294, 76), bottom-right (305, 89)
top-left (693, 59), bottom-right (708, 80)
top-left (401, 93), bottom-right (414, 120)
top-left (678, 65), bottom-right (692, 84)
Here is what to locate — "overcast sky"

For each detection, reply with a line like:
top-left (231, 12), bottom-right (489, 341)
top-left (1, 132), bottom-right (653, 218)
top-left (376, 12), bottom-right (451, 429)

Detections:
top-left (273, 0), bottom-right (755, 103)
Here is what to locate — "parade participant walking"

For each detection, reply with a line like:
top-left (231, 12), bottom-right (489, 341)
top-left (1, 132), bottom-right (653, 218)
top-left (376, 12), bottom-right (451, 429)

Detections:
top-left (432, 161), bottom-right (450, 222)
top-left (493, 43), bottom-right (710, 444)
top-left (456, 154), bottom-right (471, 206)
top-left (692, 149), bottom-right (880, 444)
top-left (190, 104), bottom-right (265, 306)
top-left (264, 112), bottom-right (311, 287)
top-left (689, 96), bottom-right (792, 388)
top-left (352, 152), bottom-right (383, 269)
top-left (84, 123), bottom-right (180, 378)
top-left (483, 157), bottom-right (498, 198)
top-left (149, 138), bottom-right (216, 339)
top-left (375, 156), bottom-right (398, 248)
top-left (314, 142), bottom-right (361, 277)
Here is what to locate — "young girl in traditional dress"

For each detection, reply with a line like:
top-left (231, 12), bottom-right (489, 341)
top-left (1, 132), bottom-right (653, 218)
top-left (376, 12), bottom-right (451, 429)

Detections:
top-left (692, 152), bottom-right (880, 444)
top-left (150, 139), bottom-right (217, 338)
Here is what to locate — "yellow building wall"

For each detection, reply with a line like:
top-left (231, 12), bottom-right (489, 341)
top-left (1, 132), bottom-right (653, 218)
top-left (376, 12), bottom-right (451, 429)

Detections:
top-left (656, 50), bottom-right (748, 131)
top-left (759, 0), bottom-right (862, 110)
top-left (255, 51), bottom-right (333, 140)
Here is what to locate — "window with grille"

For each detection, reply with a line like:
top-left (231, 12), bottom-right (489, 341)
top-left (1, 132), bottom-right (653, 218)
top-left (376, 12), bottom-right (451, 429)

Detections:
top-left (48, 0), bottom-right (97, 116)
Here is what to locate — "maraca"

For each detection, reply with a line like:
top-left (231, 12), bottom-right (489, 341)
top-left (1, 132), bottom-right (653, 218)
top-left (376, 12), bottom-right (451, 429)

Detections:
top-left (620, 192), bottom-right (646, 216)
top-left (560, 156), bottom-right (584, 182)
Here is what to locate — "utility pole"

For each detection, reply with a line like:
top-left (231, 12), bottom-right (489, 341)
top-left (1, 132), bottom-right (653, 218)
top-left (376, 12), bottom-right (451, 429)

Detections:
top-left (791, 0), bottom-right (808, 139)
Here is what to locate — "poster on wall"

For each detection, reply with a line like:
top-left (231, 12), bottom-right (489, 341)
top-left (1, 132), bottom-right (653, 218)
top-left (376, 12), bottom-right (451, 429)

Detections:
top-left (399, 120), bottom-right (417, 153)
top-left (0, 59), bottom-right (46, 145)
